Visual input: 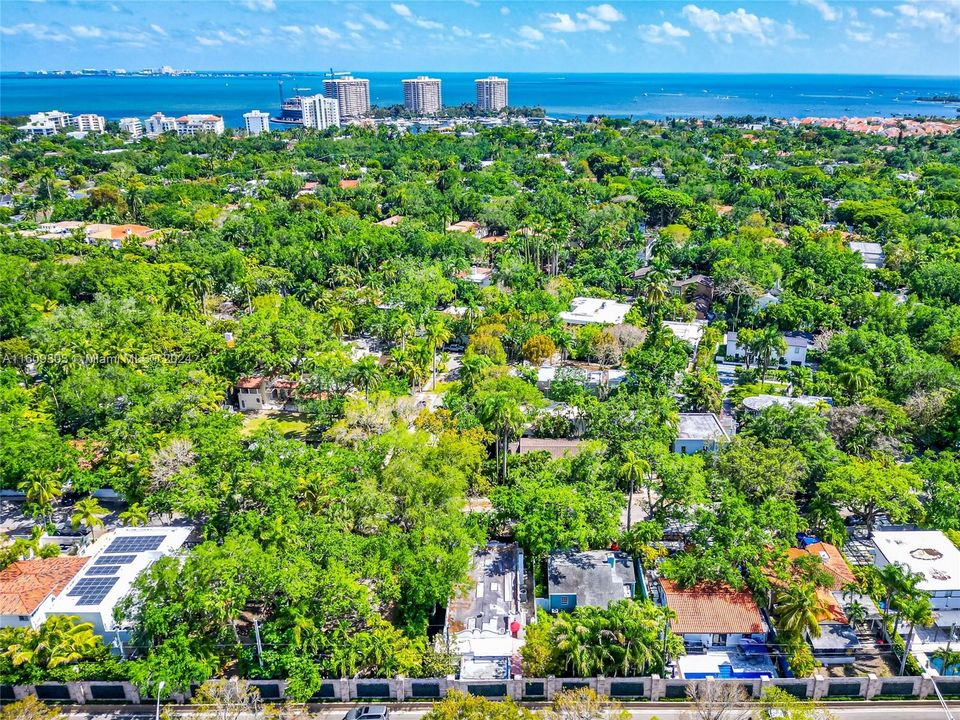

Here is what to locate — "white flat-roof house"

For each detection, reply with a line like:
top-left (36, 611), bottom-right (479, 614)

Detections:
top-left (849, 241), bottom-right (885, 270)
top-left (674, 413), bottom-right (729, 454)
top-left (725, 331), bottom-right (814, 367)
top-left (870, 529), bottom-right (960, 611)
top-left (663, 320), bottom-right (708, 350)
top-left (44, 527), bottom-right (192, 640)
top-left (560, 297), bottom-right (633, 325)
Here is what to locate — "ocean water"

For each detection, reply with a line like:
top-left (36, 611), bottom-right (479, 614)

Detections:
top-left (1, 72), bottom-right (958, 128)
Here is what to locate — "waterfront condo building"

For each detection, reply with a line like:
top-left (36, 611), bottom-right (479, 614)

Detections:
top-left (403, 76), bottom-right (442, 114)
top-left (323, 76), bottom-right (370, 118)
top-left (19, 110), bottom-right (73, 136)
top-left (72, 114), bottom-right (107, 134)
top-left (243, 110), bottom-right (271, 136)
top-left (119, 117), bottom-right (143, 138)
top-left (144, 112), bottom-right (178, 135)
top-left (476, 76), bottom-right (509, 111)
top-left (300, 94), bottom-right (340, 130)
top-left (175, 114), bottom-right (225, 136)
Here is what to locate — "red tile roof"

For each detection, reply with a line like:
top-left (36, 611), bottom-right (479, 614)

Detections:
top-left (789, 542), bottom-right (856, 590)
top-left (0, 557), bottom-right (89, 616)
top-left (236, 376), bottom-right (264, 389)
top-left (659, 579), bottom-right (765, 635)
top-left (339, 179), bottom-right (360, 189)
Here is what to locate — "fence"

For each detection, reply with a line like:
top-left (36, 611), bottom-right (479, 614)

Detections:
top-left (4, 673), bottom-right (960, 705)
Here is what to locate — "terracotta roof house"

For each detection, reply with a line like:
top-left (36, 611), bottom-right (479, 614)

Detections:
top-left (375, 215), bottom-right (404, 227)
top-left (787, 542), bottom-right (856, 591)
top-left (657, 579), bottom-right (767, 639)
top-left (0, 556), bottom-right (89, 628)
top-left (339, 179), bottom-right (360, 189)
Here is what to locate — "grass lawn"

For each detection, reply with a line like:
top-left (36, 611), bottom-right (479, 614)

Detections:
top-left (241, 412), bottom-right (313, 440)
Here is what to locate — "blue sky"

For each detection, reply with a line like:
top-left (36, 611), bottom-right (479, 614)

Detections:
top-left (1, 0), bottom-right (958, 74)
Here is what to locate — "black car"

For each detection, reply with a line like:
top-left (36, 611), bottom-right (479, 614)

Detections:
top-left (343, 706), bottom-right (389, 720)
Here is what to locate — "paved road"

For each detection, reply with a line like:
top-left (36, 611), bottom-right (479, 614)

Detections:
top-left (61, 701), bottom-right (960, 720)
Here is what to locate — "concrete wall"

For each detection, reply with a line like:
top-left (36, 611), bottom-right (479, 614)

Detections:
top-left (9, 672), bottom-right (959, 705)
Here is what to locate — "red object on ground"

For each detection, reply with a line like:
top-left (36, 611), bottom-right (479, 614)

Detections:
top-left (510, 620), bottom-right (520, 637)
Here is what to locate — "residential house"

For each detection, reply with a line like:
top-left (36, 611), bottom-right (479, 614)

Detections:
top-left (547, 550), bottom-right (636, 612)
top-left (670, 275), bottom-right (715, 320)
top-left (755, 292), bottom-right (780, 311)
top-left (788, 541), bottom-right (857, 591)
top-left (445, 543), bottom-right (527, 680)
top-left (534, 365), bottom-right (626, 392)
top-left (43, 527), bottom-right (192, 640)
top-left (674, 413), bottom-right (728, 454)
top-left (338, 179), bottom-right (360, 190)
top-left (375, 215), bottom-right (404, 227)
top-left (559, 297), bottom-right (633, 326)
top-left (662, 320), bottom-right (708, 351)
top-left (869, 529), bottom-right (960, 611)
top-left (725, 330), bottom-right (814, 367)
top-left (509, 437), bottom-right (585, 460)
top-left (456, 266), bottom-right (494, 287)
top-left (0, 557), bottom-right (89, 629)
top-left (849, 241), bottom-right (885, 270)
top-left (446, 220), bottom-right (482, 236)
top-left (235, 376), bottom-right (301, 412)
top-left (652, 578), bottom-right (775, 679)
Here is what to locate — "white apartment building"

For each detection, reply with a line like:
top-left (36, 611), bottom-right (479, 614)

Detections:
top-left (144, 112), bottom-right (178, 135)
top-left (19, 110), bottom-right (73, 136)
top-left (323, 76), bottom-right (370, 118)
top-left (403, 76), bottom-right (442, 114)
top-left (299, 94), bottom-right (340, 130)
top-left (119, 117), bottom-right (143, 138)
top-left (174, 114), bottom-right (225, 136)
top-left (243, 110), bottom-right (271, 136)
top-left (73, 114), bottom-right (106, 133)
top-left (476, 76), bottom-right (508, 111)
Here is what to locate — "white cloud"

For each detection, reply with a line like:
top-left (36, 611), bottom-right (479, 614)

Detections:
top-left (415, 17), bottom-right (444, 29)
top-left (345, 20), bottom-right (363, 30)
top-left (239, 0), bottom-right (276, 11)
top-left (71, 24), bottom-right (102, 38)
top-left (638, 20), bottom-right (691, 44)
top-left (681, 4), bottom-right (802, 44)
top-left (800, 0), bottom-right (842, 21)
top-left (894, 0), bottom-right (960, 40)
top-left (543, 4), bottom-right (625, 32)
top-left (464, 0), bottom-right (480, 5)
top-left (311, 25), bottom-right (341, 41)
top-left (518, 24), bottom-right (545, 40)
top-left (451, 25), bottom-right (472, 36)
top-left (0, 22), bottom-right (71, 41)
top-left (588, 3), bottom-right (626, 22)
top-left (280, 25), bottom-right (303, 35)
top-left (391, 3), bottom-right (413, 17)
top-left (361, 13), bottom-right (390, 30)
top-left (195, 35), bottom-right (223, 46)
top-left (150, 23), bottom-right (168, 36)
top-left (870, 7), bottom-right (894, 16)
top-left (846, 27), bottom-right (874, 40)
top-left (500, 5), bottom-right (510, 13)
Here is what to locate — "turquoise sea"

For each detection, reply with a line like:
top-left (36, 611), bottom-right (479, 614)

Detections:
top-left (1, 72), bottom-right (958, 128)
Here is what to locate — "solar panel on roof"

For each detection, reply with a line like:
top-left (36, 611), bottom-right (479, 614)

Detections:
top-left (95, 554), bottom-right (136, 565)
top-left (104, 535), bottom-right (164, 554)
top-left (85, 566), bottom-right (120, 576)
top-left (67, 577), bottom-right (118, 605)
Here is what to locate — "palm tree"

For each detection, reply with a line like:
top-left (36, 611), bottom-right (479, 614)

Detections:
top-left (837, 362), bottom-right (872, 399)
top-left (844, 600), bottom-right (868, 627)
top-left (326, 306), bottom-right (354, 341)
top-left (931, 648), bottom-right (960, 676)
top-left (749, 325), bottom-right (787, 386)
top-left (457, 353), bottom-right (491, 396)
top-left (478, 393), bottom-right (525, 481)
top-left (71, 497), bottom-right (108, 537)
top-left (118, 503), bottom-right (149, 527)
top-left (643, 278), bottom-right (669, 322)
top-left (878, 562), bottom-right (922, 626)
top-left (424, 317), bottom-right (453, 390)
top-left (899, 595), bottom-right (934, 675)
top-left (350, 356), bottom-right (382, 399)
top-left (775, 582), bottom-right (828, 639)
top-left (185, 273), bottom-right (212, 315)
top-left (620, 447), bottom-right (651, 531)
top-left (18, 469), bottom-right (62, 522)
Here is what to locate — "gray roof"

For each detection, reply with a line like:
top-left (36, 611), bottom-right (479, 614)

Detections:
top-left (509, 438), bottom-right (584, 459)
top-left (447, 543), bottom-right (522, 636)
top-left (677, 413), bottom-right (728, 441)
top-left (810, 623), bottom-right (861, 652)
top-left (547, 550), bottom-right (636, 608)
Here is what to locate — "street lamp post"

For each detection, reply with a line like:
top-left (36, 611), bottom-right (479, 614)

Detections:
top-left (155, 680), bottom-right (165, 720)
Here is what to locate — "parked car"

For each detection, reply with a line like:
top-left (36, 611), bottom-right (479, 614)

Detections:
top-left (343, 706), bottom-right (389, 720)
